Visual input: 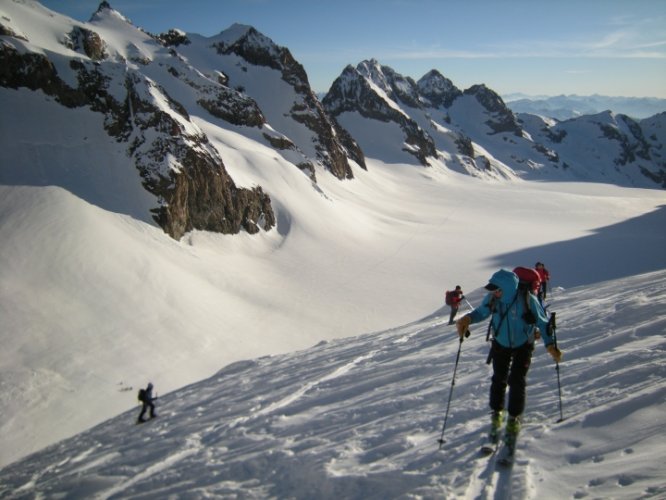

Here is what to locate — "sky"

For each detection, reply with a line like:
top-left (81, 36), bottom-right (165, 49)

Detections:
top-left (37, 0), bottom-right (666, 98)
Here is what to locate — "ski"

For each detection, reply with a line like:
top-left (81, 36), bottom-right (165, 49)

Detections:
top-left (496, 443), bottom-right (516, 467)
top-left (479, 443), bottom-right (497, 456)
top-left (479, 435), bottom-right (500, 456)
top-left (136, 415), bottom-right (158, 425)
top-left (479, 416), bottom-right (503, 456)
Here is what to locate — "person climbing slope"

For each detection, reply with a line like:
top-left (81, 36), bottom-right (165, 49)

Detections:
top-left (137, 382), bottom-right (157, 424)
top-left (455, 269), bottom-right (562, 458)
top-left (535, 262), bottom-right (551, 305)
top-left (446, 285), bottom-right (465, 325)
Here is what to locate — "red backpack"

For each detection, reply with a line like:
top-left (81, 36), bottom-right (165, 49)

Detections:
top-left (445, 290), bottom-right (453, 305)
top-left (513, 267), bottom-right (541, 294)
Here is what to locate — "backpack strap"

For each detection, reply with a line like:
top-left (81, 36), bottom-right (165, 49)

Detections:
top-left (485, 296), bottom-right (496, 342)
top-left (485, 293), bottom-right (518, 342)
top-left (524, 288), bottom-right (532, 315)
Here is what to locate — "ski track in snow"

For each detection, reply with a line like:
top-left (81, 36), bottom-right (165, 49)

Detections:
top-left (96, 442), bottom-right (199, 500)
top-left (240, 350), bottom-right (381, 423)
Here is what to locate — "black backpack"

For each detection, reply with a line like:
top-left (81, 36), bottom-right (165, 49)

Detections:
top-left (138, 388), bottom-right (146, 403)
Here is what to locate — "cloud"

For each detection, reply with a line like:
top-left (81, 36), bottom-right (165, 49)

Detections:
top-left (381, 29), bottom-right (666, 61)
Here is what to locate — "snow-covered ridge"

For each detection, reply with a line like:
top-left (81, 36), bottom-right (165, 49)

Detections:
top-left (1, 270), bottom-right (664, 498)
top-left (323, 59), bottom-right (666, 187)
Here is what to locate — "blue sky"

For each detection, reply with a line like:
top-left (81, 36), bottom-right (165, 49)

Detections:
top-left (40, 0), bottom-right (666, 98)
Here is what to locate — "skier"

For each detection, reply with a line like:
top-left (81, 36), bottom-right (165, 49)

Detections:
top-left (455, 269), bottom-right (562, 456)
top-left (137, 382), bottom-right (157, 423)
top-left (447, 285), bottom-right (465, 325)
top-left (535, 262), bottom-right (550, 305)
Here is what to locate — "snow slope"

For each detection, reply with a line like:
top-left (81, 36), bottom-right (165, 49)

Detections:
top-left (1, 164), bottom-right (664, 471)
top-left (0, 270), bottom-right (664, 499)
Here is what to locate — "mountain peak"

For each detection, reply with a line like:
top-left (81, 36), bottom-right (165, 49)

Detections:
top-left (417, 69), bottom-right (461, 108)
top-left (464, 84), bottom-right (516, 118)
top-left (216, 23), bottom-right (255, 43)
top-left (96, 1), bottom-right (112, 12)
top-left (212, 23), bottom-right (274, 52)
top-left (89, 1), bottom-right (131, 25)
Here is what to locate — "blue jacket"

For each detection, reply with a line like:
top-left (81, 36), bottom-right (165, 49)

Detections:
top-left (469, 269), bottom-right (554, 349)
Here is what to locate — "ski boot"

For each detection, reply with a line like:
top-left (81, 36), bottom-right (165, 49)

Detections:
top-left (504, 415), bottom-right (521, 454)
top-left (489, 410), bottom-right (503, 444)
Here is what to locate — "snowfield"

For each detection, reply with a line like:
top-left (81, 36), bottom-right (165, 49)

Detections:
top-left (0, 268), bottom-right (664, 499)
top-left (2, 162), bottom-right (664, 475)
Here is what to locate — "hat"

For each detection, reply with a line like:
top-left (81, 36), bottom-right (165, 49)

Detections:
top-left (485, 283), bottom-right (499, 291)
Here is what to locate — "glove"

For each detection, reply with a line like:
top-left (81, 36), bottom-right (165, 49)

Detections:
top-left (456, 315), bottom-right (472, 340)
top-left (547, 344), bottom-right (562, 363)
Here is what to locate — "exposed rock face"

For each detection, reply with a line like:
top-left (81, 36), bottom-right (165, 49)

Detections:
top-left (464, 84), bottom-right (522, 136)
top-left (213, 26), bottom-right (365, 179)
top-left (355, 60), bottom-right (422, 109)
top-left (599, 115), bottom-right (651, 166)
top-left (323, 61), bottom-right (436, 166)
top-left (153, 147), bottom-right (275, 238)
top-left (0, 40), bottom-right (275, 240)
top-left (1, 2), bottom-right (367, 240)
top-left (0, 22), bottom-right (28, 41)
top-left (640, 112), bottom-right (666, 187)
top-left (157, 29), bottom-right (190, 47)
top-left (120, 71), bottom-right (276, 237)
top-left (197, 88), bottom-right (266, 128)
top-left (68, 26), bottom-right (107, 60)
top-left (0, 44), bottom-right (85, 106)
top-left (417, 70), bottom-right (462, 109)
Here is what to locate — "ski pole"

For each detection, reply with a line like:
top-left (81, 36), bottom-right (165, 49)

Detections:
top-left (549, 312), bottom-right (564, 422)
top-left (438, 328), bottom-right (470, 449)
top-left (464, 297), bottom-right (474, 311)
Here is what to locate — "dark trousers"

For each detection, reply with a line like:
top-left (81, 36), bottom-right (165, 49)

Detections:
top-left (448, 305), bottom-right (459, 324)
top-left (489, 341), bottom-right (534, 417)
top-left (138, 401), bottom-right (155, 421)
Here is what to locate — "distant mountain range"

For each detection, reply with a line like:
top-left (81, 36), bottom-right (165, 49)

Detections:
top-left (504, 93), bottom-right (666, 120)
top-left (1, 0), bottom-right (665, 242)
top-left (322, 59), bottom-right (666, 187)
